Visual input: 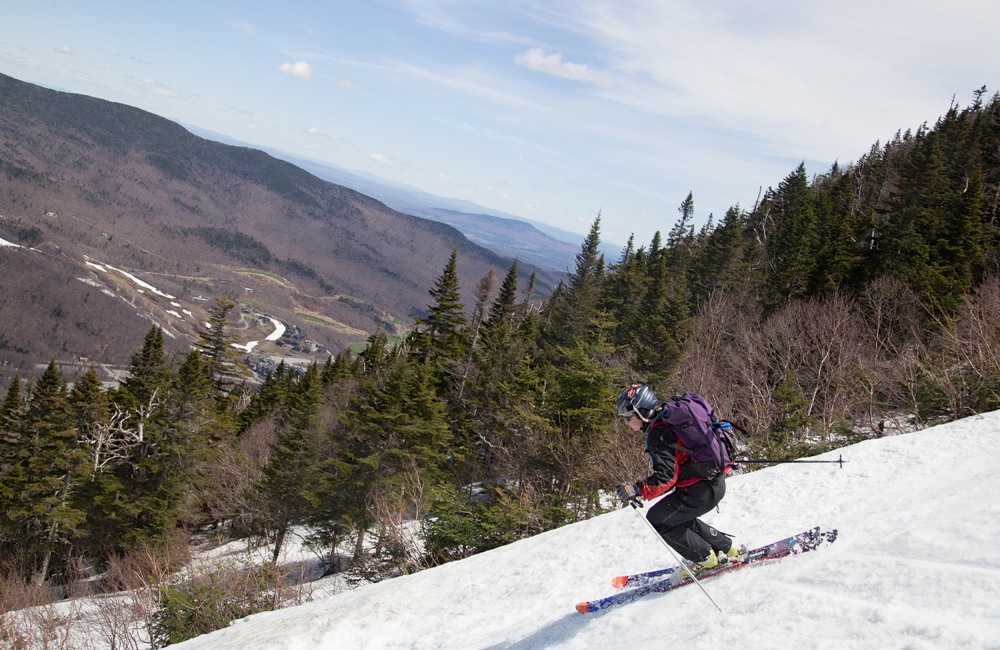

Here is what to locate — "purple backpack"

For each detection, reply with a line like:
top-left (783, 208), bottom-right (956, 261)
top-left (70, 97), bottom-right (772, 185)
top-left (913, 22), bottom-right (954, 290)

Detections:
top-left (656, 392), bottom-right (733, 478)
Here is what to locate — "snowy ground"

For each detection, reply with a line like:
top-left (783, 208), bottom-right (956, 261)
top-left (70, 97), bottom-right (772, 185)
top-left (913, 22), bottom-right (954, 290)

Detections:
top-left (164, 411), bottom-right (1000, 649)
top-left (82, 255), bottom-right (285, 350)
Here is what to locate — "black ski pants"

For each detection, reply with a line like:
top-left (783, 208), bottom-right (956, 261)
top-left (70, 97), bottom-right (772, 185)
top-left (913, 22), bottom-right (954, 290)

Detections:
top-left (646, 475), bottom-right (730, 563)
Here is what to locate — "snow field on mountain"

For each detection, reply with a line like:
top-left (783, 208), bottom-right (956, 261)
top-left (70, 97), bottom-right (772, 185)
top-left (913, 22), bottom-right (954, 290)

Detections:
top-left (174, 411), bottom-right (1000, 649)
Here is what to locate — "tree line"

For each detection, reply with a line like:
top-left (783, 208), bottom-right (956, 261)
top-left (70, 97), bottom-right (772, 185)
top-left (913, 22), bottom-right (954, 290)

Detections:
top-left (1, 90), bottom-right (999, 630)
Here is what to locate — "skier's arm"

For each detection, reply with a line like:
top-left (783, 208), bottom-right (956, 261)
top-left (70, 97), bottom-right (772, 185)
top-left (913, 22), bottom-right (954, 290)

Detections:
top-left (639, 423), bottom-right (679, 500)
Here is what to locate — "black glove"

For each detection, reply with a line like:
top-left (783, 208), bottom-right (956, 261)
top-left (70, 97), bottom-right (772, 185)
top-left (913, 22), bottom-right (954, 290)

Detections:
top-left (616, 482), bottom-right (643, 507)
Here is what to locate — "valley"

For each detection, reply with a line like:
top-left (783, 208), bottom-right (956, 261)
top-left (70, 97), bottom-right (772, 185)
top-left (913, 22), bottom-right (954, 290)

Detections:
top-left (0, 72), bottom-right (564, 391)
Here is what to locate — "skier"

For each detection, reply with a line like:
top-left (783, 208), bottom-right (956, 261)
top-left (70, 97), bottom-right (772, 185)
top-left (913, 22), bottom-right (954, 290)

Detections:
top-left (614, 384), bottom-right (738, 573)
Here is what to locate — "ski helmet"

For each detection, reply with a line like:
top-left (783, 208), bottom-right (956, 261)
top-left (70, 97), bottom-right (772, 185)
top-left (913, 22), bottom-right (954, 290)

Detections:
top-left (616, 384), bottom-right (659, 422)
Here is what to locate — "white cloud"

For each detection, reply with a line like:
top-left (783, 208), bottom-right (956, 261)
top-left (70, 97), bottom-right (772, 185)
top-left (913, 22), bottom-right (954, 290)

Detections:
top-left (559, 1), bottom-right (1000, 163)
top-left (138, 77), bottom-right (178, 98)
top-left (54, 46), bottom-right (72, 54)
top-left (369, 153), bottom-right (393, 165)
top-left (388, 59), bottom-right (544, 111)
top-left (277, 61), bottom-right (313, 79)
top-left (487, 185), bottom-right (512, 200)
top-left (515, 48), bottom-right (614, 88)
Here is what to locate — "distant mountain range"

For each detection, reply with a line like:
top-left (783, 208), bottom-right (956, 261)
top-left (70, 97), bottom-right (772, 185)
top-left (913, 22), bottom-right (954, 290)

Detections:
top-left (184, 126), bottom-right (619, 274)
top-left (0, 72), bottom-right (566, 389)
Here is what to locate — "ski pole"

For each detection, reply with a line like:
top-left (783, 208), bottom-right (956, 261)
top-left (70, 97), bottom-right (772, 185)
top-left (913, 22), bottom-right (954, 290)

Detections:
top-left (628, 501), bottom-right (724, 613)
top-left (735, 454), bottom-right (847, 468)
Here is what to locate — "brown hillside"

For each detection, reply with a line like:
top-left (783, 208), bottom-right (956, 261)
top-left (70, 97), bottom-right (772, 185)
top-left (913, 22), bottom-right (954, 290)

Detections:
top-left (0, 73), bottom-right (560, 389)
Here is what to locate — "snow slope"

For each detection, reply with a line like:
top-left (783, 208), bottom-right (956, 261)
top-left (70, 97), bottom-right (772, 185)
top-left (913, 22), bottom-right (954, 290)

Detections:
top-left (177, 412), bottom-right (1000, 649)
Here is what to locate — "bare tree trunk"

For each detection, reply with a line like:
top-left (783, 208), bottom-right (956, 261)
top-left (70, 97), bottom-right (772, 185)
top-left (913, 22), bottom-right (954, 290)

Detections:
top-left (270, 523), bottom-right (287, 565)
top-left (34, 473), bottom-right (73, 586)
top-left (354, 528), bottom-right (366, 560)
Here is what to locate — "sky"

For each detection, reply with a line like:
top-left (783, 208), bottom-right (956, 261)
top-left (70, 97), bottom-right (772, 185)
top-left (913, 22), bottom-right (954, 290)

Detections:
top-left (3, 1), bottom-right (999, 246)
top-left (34, 410), bottom-right (1000, 649)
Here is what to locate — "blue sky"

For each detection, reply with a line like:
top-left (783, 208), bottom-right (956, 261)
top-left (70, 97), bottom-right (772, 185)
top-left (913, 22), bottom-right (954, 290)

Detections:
top-left (3, 1), bottom-right (998, 246)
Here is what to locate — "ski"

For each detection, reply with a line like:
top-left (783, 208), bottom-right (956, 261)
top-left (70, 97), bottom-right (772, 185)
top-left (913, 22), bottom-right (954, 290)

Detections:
top-left (577, 527), bottom-right (837, 613)
top-left (611, 565), bottom-right (675, 589)
top-left (611, 526), bottom-right (833, 589)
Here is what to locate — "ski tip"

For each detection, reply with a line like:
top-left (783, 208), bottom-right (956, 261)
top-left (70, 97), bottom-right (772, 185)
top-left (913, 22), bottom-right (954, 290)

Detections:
top-left (575, 602), bottom-right (591, 614)
top-left (611, 575), bottom-right (628, 589)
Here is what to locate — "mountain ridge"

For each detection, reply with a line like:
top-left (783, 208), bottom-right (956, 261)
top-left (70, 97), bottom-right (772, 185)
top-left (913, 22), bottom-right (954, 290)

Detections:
top-left (0, 72), bottom-right (562, 389)
top-left (181, 128), bottom-right (612, 273)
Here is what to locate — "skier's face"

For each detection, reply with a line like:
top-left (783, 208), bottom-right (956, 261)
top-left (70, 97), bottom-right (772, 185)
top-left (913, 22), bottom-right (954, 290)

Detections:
top-left (623, 413), bottom-right (644, 431)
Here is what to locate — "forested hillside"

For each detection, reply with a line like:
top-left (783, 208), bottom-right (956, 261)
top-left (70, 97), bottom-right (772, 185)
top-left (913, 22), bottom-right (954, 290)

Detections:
top-left (2, 90), bottom-right (999, 645)
top-left (0, 72), bottom-right (558, 390)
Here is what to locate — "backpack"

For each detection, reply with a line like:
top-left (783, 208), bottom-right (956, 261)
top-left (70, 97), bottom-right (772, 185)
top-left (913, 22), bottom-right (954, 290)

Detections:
top-left (655, 392), bottom-right (736, 479)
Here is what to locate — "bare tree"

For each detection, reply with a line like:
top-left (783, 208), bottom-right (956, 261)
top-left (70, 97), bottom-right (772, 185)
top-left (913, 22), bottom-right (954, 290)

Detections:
top-left (350, 465), bottom-right (431, 583)
top-left (921, 274), bottom-right (1000, 421)
top-left (771, 291), bottom-right (868, 437)
top-left (675, 287), bottom-right (765, 419)
top-left (954, 274), bottom-right (1000, 404)
top-left (89, 536), bottom-right (189, 650)
top-left (81, 390), bottom-right (161, 474)
top-left (681, 289), bottom-right (879, 450)
top-left (858, 275), bottom-right (926, 430)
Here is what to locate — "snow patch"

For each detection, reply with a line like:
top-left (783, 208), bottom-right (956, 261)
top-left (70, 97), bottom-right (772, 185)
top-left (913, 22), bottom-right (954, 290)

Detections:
top-left (97, 261), bottom-right (175, 299)
top-left (171, 412), bottom-right (1000, 650)
top-left (231, 317), bottom-right (285, 353)
top-left (264, 317), bottom-right (286, 341)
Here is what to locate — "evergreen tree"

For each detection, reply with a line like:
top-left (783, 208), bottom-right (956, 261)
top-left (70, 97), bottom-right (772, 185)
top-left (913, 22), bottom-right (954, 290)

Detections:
top-left (195, 296), bottom-right (249, 394)
top-left (458, 303), bottom-right (548, 492)
top-left (350, 358), bottom-right (452, 489)
top-left (808, 166), bottom-right (860, 296)
top-left (359, 330), bottom-right (394, 380)
top-left (690, 205), bottom-right (750, 300)
top-left (415, 249), bottom-right (468, 355)
top-left (166, 350), bottom-right (237, 528)
top-left (239, 361), bottom-right (292, 432)
top-left (665, 192), bottom-right (696, 273)
top-left (485, 260), bottom-right (519, 330)
top-left (936, 167), bottom-right (986, 296)
top-left (321, 350), bottom-right (355, 386)
top-left (454, 266), bottom-right (497, 401)
top-left (100, 338), bottom-right (179, 548)
top-left (257, 362), bottom-right (325, 563)
top-left (0, 376), bottom-right (25, 556)
top-left (120, 326), bottom-right (171, 407)
top-left (542, 313), bottom-right (620, 516)
top-left (0, 375), bottom-right (23, 449)
top-left (758, 370), bottom-right (817, 460)
top-left (542, 215), bottom-right (606, 350)
top-left (410, 249), bottom-right (469, 390)
top-left (601, 236), bottom-right (649, 349)
top-left (338, 356), bottom-right (452, 573)
top-left (1, 375), bottom-right (23, 424)
top-left (629, 214), bottom-right (692, 386)
top-left (64, 367), bottom-right (113, 557)
top-left (12, 362), bottom-right (89, 582)
top-left (764, 163), bottom-right (820, 310)
top-left (68, 367), bottom-right (109, 446)
top-left (879, 129), bottom-right (974, 314)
